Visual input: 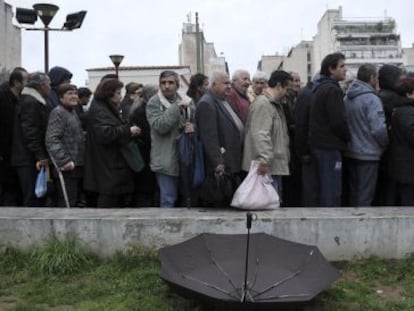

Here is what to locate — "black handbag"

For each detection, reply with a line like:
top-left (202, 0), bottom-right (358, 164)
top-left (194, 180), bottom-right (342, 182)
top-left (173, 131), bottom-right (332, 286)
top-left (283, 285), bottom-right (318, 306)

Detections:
top-left (120, 141), bottom-right (144, 173)
top-left (199, 172), bottom-right (241, 207)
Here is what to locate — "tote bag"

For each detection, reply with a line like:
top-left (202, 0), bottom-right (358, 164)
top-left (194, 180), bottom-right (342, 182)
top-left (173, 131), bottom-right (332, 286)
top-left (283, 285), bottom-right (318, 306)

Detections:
top-left (231, 160), bottom-right (279, 210)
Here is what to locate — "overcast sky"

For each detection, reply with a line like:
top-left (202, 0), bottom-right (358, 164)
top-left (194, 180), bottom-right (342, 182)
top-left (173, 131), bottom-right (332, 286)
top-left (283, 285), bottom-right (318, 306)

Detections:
top-left (6, 0), bottom-right (414, 86)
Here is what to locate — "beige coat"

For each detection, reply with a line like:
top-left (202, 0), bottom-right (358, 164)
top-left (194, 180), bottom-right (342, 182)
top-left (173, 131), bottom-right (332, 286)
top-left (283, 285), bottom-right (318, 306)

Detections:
top-left (242, 94), bottom-right (290, 175)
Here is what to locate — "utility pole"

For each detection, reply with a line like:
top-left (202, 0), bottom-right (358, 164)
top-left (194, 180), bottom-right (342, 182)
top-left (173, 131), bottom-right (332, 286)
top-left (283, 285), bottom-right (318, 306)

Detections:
top-left (195, 12), bottom-right (201, 73)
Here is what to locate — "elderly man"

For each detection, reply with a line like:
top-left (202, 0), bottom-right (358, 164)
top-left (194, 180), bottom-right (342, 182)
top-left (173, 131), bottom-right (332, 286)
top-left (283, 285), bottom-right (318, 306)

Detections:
top-left (146, 71), bottom-right (193, 207)
top-left (196, 71), bottom-right (244, 206)
top-left (226, 69), bottom-right (251, 124)
top-left (11, 72), bottom-right (51, 207)
top-left (248, 71), bottom-right (268, 102)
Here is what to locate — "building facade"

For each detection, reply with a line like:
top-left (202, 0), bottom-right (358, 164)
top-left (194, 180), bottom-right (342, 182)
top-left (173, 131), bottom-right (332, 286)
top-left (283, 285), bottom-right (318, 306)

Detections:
top-left (314, 6), bottom-right (403, 75)
top-left (178, 16), bottom-right (227, 76)
top-left (258, 6), bottom-right (413, 82)
top-left (0, 0), bottom-right (21, 78)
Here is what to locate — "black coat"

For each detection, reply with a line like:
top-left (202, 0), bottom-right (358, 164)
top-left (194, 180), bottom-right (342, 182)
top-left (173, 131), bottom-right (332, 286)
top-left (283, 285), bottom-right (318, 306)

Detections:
top-left (0, 83), bottom-right (18, 182)
top-left (83, 99), bottom-right (134, 195)
top-left (309, 77), bottom-right (350, 150)
top-left (129, 101), bottom-right (157, 193)
top-left (294, 83), bottom-right (313, 159)
top-left (390, 99), bottom-right (414, 185)
top-left (196, 91), bottom-right (243, 174)
top-left (11, 88), bottom-right (49, 167)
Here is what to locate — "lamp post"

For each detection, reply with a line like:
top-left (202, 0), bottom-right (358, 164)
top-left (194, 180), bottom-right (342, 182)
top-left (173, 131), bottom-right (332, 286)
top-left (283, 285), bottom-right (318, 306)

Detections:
top-left (109, 54), bottom-right (124, 78)
top-left (15, 4), bottom-right (87, 73)
top-left (32, 3), bottom-right (59, 73)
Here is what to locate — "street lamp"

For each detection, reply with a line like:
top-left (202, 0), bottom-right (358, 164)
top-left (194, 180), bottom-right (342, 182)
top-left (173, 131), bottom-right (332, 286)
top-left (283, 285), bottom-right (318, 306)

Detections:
top-left (109, 54), bottom-right (124, 78)
top-left (15, 3), bottom-right (87, 73)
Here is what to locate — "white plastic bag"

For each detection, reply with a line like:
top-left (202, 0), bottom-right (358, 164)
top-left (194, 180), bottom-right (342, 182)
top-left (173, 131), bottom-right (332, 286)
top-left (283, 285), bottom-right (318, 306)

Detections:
top-left (231, 160), bottom-right (280, 210)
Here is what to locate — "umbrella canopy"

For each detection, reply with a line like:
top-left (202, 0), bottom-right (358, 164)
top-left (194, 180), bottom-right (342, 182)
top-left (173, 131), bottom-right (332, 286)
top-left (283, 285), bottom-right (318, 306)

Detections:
top-left (160, 233), bottom-right (339, 310)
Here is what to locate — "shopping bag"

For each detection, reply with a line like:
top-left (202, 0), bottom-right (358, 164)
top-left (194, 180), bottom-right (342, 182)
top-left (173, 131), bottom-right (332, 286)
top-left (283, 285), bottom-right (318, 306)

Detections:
top-left (35, 166), bottom-right (48, 198)
top-left (231, 160), bottom-right (279, 210)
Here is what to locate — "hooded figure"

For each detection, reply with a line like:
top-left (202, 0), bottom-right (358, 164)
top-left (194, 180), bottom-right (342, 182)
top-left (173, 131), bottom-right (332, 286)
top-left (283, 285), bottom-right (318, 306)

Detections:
top-left (378, 64), bottom-right (403, 129)
top-left (46, 66), bottom-right (73, 112)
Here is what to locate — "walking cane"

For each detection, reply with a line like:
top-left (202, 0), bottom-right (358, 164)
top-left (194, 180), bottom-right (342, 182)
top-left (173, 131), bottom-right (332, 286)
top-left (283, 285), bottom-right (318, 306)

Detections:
top-left (50, 156), bottom-right (70, 208)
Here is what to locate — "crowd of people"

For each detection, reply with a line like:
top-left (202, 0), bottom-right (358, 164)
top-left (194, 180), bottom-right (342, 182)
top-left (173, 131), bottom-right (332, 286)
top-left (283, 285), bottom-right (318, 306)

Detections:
top-left (1, 52), bottom-right (414, 208)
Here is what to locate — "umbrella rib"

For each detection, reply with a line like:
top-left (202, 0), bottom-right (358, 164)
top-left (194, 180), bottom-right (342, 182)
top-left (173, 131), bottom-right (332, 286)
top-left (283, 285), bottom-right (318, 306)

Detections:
top-left (182, 275), bottom-right (240, 300)
top-left (254, 293), bottom-right (311, 301)
top-left (204, 237), bottom-right (240, 294)
top-left (253, 248), bottom-right (315, 299)
top-left (248, 257), bottom-right (260, 291)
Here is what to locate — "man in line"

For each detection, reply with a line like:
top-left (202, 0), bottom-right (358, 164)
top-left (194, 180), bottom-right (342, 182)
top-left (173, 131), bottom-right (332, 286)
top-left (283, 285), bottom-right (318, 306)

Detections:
top-left (247, 71), bottom-right (268, 103)
top-left (242, 70), bottom-right (292, 197)
top-left (11, 72), bottom-right (51, 207)
top-left (226, 69), bottom-right (251, 124)
top-left (146, 71), bottom-right (193, 207)
top-left (196, 71), bottom-right (244, 206)
top-left (309, 53), bottom-right (350, 207)
top-left (344, 64), bottom-right (388, 206)
top-left (0, 67), bottom-right (28, 206)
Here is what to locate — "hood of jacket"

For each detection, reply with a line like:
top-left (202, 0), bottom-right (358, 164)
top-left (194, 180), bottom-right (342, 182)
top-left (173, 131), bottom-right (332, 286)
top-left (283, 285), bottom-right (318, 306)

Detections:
top-left (311, 75), bottom-right (339, 93)
top-left (48, 66), bottom-right (72, 88)
top-left (346, 80), bottom-right (376, 100)
top-left (378, 64), bottom-right (402, 91)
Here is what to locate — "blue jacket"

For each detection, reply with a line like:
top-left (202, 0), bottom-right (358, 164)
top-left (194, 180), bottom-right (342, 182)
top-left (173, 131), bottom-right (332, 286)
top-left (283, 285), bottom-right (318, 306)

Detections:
top-left (344, 80), bottom-right (388, 160)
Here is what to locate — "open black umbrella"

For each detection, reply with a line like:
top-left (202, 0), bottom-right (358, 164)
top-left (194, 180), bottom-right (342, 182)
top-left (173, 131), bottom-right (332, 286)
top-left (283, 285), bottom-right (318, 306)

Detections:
top-left (160, 214), bottom-right (339, 310)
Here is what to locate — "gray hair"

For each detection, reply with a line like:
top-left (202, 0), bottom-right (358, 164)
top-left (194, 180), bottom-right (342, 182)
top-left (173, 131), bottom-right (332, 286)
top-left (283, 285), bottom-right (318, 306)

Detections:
top-left (252, 71), bottom-right (269, 82)
top-left (26, 72), bottom-right (50, 89)
top-left (231, 69), bottom-right (250, 81)
top-left (209, 71), bottom-right (229, 86)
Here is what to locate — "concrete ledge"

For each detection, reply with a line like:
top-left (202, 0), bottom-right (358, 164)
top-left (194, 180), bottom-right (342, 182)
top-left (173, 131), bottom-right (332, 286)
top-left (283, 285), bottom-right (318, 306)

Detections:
top-left (0, 207), bottom-right (413, 260)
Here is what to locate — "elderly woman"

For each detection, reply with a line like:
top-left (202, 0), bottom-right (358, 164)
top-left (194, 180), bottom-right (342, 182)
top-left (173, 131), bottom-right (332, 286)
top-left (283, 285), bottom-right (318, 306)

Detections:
top-left (46, 84), bottom-right (84, 207)
top-left (83, 78), bottom-right (141, 207)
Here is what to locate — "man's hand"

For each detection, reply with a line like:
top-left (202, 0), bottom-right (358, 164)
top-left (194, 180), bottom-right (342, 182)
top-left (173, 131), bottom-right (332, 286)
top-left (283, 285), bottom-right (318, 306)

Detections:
top-left (130, 125), bottom-right (141, 137)
top-left (184, 122), bottom-right (195, 133)
top-left (215, 164), bottom-right (225, 174)
top-left (257, 163), bottom-right (269, 175)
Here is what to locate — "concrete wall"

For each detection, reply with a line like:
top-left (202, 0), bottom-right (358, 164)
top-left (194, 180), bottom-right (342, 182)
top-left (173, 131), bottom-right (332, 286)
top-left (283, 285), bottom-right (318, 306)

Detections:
top-left (1, 207), bottom-right (413, 261)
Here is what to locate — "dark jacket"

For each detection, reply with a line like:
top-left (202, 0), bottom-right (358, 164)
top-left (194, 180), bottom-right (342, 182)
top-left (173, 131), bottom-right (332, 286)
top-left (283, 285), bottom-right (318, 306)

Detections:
top-left (390, 99), bottom-right (414, 185)
top-left (378, 89), bottom-right (403, 132)
top-left (196, 91), bottom-right (243, 174)
top-left (11, 87), bottom-right (49, 167)
top-left (309, 76), bottom-right (350, 150)
top-left (0, 83), bottom-right (18, 182)
top-left (83, 99), bottom-right (133, 195)
top-left (46, 66), bottom-right (73, 111)
top-left (294, 83), bottom-right (313, 159)
top-left (129, 100), bottom-right (157, 193)
top-left (46, 105), bottom-right (85, 168)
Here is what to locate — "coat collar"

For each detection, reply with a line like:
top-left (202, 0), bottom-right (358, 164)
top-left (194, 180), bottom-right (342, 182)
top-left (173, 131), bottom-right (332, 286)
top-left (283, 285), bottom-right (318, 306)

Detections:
top-left (21, 87), bottom-right (47, 106)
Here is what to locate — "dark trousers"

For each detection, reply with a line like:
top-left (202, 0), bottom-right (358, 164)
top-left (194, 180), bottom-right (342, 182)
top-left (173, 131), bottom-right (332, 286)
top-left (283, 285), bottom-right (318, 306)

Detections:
top-left (0, 182), bottom-right (22, 206)
top-left (345, 158), bottom-right (379, 207)
top-left (97, 194), bottom-right (129, 208)
top-left (15, 166), bottom-right (46, 207)
top-left (301, 156), bottom-right (320, 207)
top-left (398, 183), bottom-right (414, 206)
top-left (56, 172), bottom-right (83, 207)
top-left (312, 148), bottom-right (342, 207)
